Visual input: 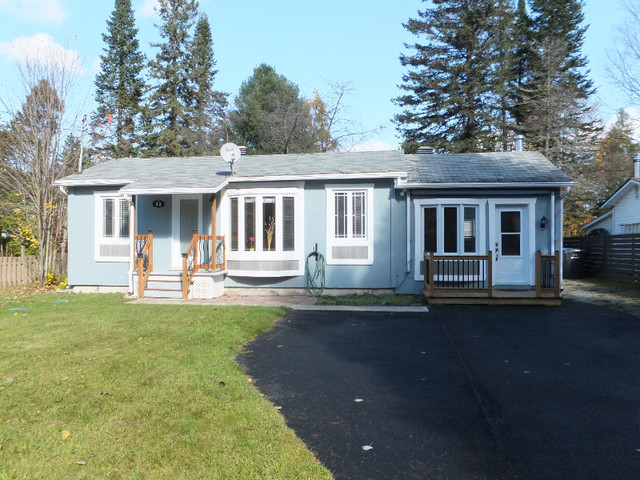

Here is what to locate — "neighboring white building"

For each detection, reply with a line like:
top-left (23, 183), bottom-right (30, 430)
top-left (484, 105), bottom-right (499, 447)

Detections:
top-left (583, 159), bottom-right (640, 235)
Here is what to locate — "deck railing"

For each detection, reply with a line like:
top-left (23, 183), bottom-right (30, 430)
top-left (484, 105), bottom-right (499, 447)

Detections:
top-left (135, 230), bottom-right (153, 298)
top-left (535, 251), bottom-right (561, 298)
top-left (423, 250), bottom-right (561, 302)
top-left (424, 251), bottom-right (493, 298)
top-left (182, 232), bottom-right (226, 299)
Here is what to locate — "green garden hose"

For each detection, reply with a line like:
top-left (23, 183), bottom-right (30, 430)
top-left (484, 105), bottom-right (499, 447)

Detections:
top-left (305, 250), bottom-right (326, 297)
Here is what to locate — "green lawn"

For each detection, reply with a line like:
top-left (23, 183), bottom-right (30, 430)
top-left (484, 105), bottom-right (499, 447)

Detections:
top-left (0, 292), bottom-right (333, 480)
top-left (316, 293), bottom-right (427, 306)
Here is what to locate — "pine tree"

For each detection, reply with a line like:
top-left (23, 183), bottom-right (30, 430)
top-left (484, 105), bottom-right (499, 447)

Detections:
top-left (394, 0), bottom-right (511, 153)
top-left (94, 0), bottom-right (145, 158)
top-left (143, 0), bottom-right (199, 157)
top-left (188, 14), bottom-right (229, 155)
top-left (518, 0), bottom-right (596, 163)
top-left (510, 0), bottom-right (535, 127)
top-left (230, 64), bottom-right (316, 154)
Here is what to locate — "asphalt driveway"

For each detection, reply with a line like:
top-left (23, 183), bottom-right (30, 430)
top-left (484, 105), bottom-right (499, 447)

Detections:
top-left (238, 299), bottom-right (640, 480)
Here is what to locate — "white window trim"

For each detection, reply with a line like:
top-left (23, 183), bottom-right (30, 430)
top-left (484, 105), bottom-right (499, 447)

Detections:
top-left (413, 198), bottom-right (487, 281)
top-left (488, 198), bottom-right (537, 286)
top-left (94, 192), bottom-right (131, 262)
top-left (325, 184), bottom-right (374, 265)
top-left (222, 185), bottom-right (305, 276)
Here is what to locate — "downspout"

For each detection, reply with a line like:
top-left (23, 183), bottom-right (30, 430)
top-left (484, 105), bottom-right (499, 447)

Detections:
top-left (558, 186), bottom-right (572, 282)
top-left (129, 195), bottom-right (136, 294)
top-left (406, 190), bottom-right (411, 273)
top-left (550, 192), bottom-right (556, 254)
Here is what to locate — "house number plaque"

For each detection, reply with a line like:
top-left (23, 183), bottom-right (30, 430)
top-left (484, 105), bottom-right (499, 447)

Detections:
top-left (152, 200), bottom-right (165, 208)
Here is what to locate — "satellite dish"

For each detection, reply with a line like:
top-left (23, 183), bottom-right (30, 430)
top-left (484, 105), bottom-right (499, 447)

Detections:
top-left (220, 143), bottom-right (241, 175)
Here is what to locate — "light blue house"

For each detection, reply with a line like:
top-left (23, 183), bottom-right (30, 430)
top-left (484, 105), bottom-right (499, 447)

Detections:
top-left (55, 149), bottom-right (575, 304)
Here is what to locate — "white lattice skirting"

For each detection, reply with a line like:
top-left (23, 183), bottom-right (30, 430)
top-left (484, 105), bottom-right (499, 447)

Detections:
top-left (189, 274), bottom-right (225, 299)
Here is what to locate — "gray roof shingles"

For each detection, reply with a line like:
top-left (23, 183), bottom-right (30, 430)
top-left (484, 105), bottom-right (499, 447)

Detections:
top-left (55, 150), bottom-right (575, 191)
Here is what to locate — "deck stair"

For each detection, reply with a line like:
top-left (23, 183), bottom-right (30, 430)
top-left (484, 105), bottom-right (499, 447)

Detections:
top-left (142, 273), bottom-right (184, 299)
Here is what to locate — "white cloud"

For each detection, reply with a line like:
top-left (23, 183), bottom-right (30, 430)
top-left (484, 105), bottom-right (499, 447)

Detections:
top-left (137, 0), bottom-right (159, 19)
top-left (0, 0), bottom-right (67, 25)
top-left (0, 33), bottom-right (84, 74)
top-left (348, 140), bottom-right (397, 152)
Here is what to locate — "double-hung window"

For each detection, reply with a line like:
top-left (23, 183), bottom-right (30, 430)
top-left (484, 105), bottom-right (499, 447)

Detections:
top-left (326, 184), bottom-right (374, 265)
top-left (95, 193), bottom-right (130, 262)
top-left (226, 186), bottom-right (303, 276)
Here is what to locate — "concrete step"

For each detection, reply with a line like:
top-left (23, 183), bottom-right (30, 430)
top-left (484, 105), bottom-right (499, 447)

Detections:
top-left (143, 288), bottom-right (184, 299)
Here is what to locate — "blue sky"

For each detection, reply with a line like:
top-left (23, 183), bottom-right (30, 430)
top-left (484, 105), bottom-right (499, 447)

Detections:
top-left (0, 0), bottom-right (633, 150)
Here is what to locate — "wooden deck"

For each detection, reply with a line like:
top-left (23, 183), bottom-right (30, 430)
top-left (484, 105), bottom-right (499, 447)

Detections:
top-left (422, 288), bottom-right (562, 306)
top-left (423, 251), bottom-right (562, 306)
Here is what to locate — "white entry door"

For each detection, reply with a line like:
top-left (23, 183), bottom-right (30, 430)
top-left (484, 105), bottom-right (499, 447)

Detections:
top-left (491, 203), bottom-right (533, 286)
top-left (172, 195), bottom-right (202, 269)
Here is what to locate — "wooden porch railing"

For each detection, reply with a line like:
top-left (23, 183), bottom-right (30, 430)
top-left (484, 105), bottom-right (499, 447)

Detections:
top-left (424, 251), bottom-right (493, 298)
top-left (182, 231), bottom-right (226, 299)
top-left (135, 230), bottom-right (153, 299)
top-left (423, 250), bottom-right (561, 303)
top-left (535, 251), bottom-right (561, 298)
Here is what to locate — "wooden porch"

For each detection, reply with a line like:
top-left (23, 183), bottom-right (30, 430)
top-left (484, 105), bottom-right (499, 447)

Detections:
top-left (134, 231), bottom-right (226, 299)
top-left (423, 251), bottom-right (562, 306)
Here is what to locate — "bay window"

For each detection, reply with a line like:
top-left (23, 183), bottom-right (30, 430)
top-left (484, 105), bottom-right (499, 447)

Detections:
top-left (225, 187), bottom-right (303, 276)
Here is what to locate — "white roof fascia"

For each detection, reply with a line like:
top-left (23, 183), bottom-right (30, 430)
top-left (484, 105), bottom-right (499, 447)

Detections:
top-left (228, 172), bottom-right (407, 183)
top-left (601, 179), bottom-right (640, 210)
top-left (395, 181), bottom-right (577, 189)
top-left (53, 178), bottom-right (134, 187)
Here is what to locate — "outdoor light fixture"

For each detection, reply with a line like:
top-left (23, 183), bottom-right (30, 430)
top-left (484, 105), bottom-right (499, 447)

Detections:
top-left (540, 215), bottom-right (548, 230)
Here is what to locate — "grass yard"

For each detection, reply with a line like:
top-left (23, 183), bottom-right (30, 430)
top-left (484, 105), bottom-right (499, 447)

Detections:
top-left (0, 292), bottom-right (333, 480)
top-left (316, 293), bottom-right (427, 306)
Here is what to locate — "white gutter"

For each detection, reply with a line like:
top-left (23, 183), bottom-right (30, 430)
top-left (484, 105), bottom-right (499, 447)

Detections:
top-left (54, 179), bottom-right (135, 187)
top-left (396, 181), bottom-right (577, 189)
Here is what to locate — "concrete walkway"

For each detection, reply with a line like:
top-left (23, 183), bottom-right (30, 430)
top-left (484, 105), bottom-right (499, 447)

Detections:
top-left (134, 293), bottom-right (429, 312)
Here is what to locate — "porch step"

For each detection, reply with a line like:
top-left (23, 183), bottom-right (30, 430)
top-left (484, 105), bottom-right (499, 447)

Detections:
top-left (142, 273), bottom-right (183, 299)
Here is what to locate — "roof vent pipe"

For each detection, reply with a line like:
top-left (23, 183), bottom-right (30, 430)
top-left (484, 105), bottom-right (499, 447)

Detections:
top-left (514, 135), bottom-right (524, 152)
top-left (634, 155), bottom-right (640, 179)
top-left (416, 146), bottom-right (434, 155)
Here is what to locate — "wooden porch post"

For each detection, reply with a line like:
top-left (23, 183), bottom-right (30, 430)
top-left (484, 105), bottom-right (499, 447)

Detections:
top-left (554, 251), bottom-right (561, 298)
top-left (535, 251), bottom-right (542, 297)
top-left (137, 254), bottom-right (144, 299)
top-left (182, 253), bottom-right (188, 300)
top-left (211, 194), bottom-right (217, 237)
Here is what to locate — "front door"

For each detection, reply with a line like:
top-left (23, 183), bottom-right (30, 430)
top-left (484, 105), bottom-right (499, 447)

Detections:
top-left (172, 195), bottom-right (202, 269)
top-left (491, 204), bottom-right (531, 286)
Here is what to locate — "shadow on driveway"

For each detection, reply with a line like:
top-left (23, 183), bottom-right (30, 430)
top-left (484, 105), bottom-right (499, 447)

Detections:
top-left (238, 299), bottom-right (640, 480)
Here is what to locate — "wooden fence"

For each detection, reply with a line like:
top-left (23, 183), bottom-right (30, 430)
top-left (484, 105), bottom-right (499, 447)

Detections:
top-left (564, 234), bottom-right (640, 282)
top-left (0, 256), bottom-right (38, 288)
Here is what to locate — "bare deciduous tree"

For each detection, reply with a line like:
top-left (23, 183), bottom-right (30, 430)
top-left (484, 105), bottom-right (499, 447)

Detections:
top-left (309, 80), bottom-right (384, 152)
top-left (0, 48), bottom-right (83, 282)
top-left (609, 0), bottom-right (640, 105)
